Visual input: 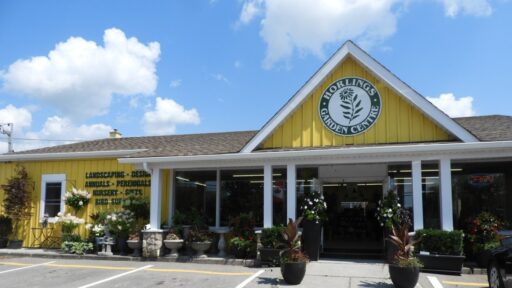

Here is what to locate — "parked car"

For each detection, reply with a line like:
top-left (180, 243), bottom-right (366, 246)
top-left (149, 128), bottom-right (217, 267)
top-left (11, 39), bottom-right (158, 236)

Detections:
top-left (487, 236), bottom-right (512, 288)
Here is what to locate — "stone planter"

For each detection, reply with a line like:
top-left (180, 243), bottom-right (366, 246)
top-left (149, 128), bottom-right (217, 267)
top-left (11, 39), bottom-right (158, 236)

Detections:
top-left (163, 240), bottom-right (184, 257)
top-left (190, 241), bottom-right (212, 258)
top-left (126, 240), bottom-right (142, 257)
top-left (418, 254), bottom-right (465, 274)
top-left (389, 264), bottom-right (420, 288)
top-left (281, 262), bottom-right (307, 285)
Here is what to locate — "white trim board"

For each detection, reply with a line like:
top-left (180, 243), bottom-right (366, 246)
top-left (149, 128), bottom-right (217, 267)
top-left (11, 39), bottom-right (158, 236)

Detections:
top-left (241, 41), bottom-right (478, 153)
top-left (0, 149), bottom-right (146, 162)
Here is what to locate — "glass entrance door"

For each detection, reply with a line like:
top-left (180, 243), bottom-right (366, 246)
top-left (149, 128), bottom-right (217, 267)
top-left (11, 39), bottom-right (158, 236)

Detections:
top-left (322, 182), bottom-right (384, 258)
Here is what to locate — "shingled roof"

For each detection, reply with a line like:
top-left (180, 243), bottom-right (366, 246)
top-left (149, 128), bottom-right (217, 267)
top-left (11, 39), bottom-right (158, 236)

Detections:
top-left (3, 115), bottom-right (512, 159)
top-left (454, 115), bottom-right (512, 141)
top-left (10, 131), bottom-right (257, 157)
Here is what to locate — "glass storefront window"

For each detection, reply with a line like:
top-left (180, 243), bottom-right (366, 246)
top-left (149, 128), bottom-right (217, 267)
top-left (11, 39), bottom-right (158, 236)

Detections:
top-left (388, 164), bottom-right (414, 228)
top-left (220, 169), bottom-right (264, 227)
top-left (422, 163), bottom-right (440, 229)
top-left (174, 170), bottom-right (216, 226)
top-left (273, 168), bottom-right (287, 226)
top-left (296, 167), bottom-right (319, 218)
top-left (452, 162), bottom-right (510, 230)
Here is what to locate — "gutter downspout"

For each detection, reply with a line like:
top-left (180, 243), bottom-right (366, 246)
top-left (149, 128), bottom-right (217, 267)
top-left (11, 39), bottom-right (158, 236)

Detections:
top-left (142, 162), bottom-right (152, 175)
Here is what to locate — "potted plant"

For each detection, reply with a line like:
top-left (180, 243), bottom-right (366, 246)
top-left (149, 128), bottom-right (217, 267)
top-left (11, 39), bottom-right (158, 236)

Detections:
top-left (63, 187), bottom-right (91, 214)
top-left (229, 213), bottom-right (257, 259)
top-left (188, 226), bottom-right (213, 258)
top-left (126, 232), bottom-right (142, 257)
top-left (0, 215), bottom-right (13, 248)
top-left (415, 229), bottom-right (465, 274)
top-left (86, 211), bottom-right (107, 247)
top-left (299, 189), bottom-right (327, 261)
top-left (376, 190), bottom-right (402, 262)
top-left (259, 225), bottom-right (285, 265)
top-left (105, 210), bottom-right (135, 256)
top-left (280, 217), bottom-right (308, 285)
top-left (56, 213), bottom-right (85, 236)
top-left (466, 212), bottom-right (504, 267)
top-left (388, 209), bottom-right (422, 288)
top-left (164, 231), bottom-right (184, 257)
top-left (1, 165), bottom-right (32, 248)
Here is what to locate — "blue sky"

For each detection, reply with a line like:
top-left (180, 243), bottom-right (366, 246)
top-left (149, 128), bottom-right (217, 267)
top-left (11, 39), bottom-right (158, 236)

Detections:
top-left (0, 0), bottom-right (511, 152)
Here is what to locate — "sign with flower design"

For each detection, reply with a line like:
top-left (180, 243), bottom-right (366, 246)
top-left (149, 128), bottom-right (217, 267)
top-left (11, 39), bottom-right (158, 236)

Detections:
top-left (318, 77), bottom-right (382, 136)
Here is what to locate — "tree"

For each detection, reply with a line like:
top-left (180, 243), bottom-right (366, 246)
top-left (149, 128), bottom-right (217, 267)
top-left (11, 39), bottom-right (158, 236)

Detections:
top-left (2, 165), bottom-right (32, 241)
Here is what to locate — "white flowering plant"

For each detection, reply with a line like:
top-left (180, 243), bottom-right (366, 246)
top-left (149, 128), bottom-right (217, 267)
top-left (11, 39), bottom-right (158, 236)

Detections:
top-left (56, 212), bottom-right (85, 234)
top-left (376, 190), bottom-right (401, 230)
top-left (63, 187), bottom-right (91, 212)
top-left (85, 223), bottom-right (105, 237)
top-left (299, 190), bottom-right (327, 222)
top-left (105, 210), bottom-right (135, 237)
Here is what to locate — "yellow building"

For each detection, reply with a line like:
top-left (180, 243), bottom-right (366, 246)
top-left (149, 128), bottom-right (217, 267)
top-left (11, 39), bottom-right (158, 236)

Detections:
top-left (1, 41), bottom-right (511, 257)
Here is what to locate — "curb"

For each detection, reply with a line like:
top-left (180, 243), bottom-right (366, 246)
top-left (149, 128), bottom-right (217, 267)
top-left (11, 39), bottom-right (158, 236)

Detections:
top-left (0, 250), bottom-right (255, 267)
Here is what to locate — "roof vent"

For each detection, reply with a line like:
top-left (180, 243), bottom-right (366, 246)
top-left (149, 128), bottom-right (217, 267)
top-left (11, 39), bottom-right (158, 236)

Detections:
top-left (109, 129), bottom-right (122, 139)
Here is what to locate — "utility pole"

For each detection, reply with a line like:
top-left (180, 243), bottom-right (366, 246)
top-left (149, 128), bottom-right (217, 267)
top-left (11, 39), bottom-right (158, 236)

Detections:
top-left (0, 123), bottom-right (14, 153)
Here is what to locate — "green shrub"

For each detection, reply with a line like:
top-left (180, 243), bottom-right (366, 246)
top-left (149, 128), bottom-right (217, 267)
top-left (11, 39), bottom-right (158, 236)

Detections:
top-left (61, 241), bottom-right (93, 255)
top-left (261, 225), bottom-right (285, 249)
top-left (415, 229), bottom-right (464, 256)
top-left (62, 233), bottom-right (81, 243)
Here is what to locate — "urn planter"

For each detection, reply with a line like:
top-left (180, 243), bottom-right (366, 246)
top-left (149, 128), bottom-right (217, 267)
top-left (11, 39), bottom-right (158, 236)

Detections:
top-left (302, 220), bottom-right (321, 261)
top-left (389, 264), bottom-right (420, 288)
top-left (191, 241), bottom-right (212, 258)
top-left (281, 262), bottom-right (307, 285)
top-left (126, 240), bottom-right (142, 257)
top-left (164, 240), bottom-right (184, 257)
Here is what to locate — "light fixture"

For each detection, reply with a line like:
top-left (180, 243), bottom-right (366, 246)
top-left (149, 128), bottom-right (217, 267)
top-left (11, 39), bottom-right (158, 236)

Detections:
top-left (232, 173), bottom-right (282, 178)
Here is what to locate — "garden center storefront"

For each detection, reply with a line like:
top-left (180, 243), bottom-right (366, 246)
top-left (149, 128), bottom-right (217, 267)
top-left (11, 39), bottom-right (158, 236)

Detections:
top-left (1, 41), bottom-right (512, 258)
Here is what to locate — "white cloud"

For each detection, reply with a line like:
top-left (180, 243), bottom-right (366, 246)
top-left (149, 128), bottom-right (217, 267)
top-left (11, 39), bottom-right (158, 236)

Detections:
top-left (238, 0), bottom-right (495, 68)
top-left (234, 60), bottom-right (242, 68)
top-left (211, 73), bottom-right (230, 84)
top-left (440, 0), bottom-right (492, 17)
top-left (143, 97), bottom-right (200, 135)
top-left (427, 93), bottom-right (476, 117)
top-left (0, 104), bottom-right (113, 153)
top-left (238, 0), bottom-right (263, 25)
top-left (238, 0), bottom-right (402, 68)
top-left (1, 28), bottom-right (160, 120)
top-left (170, 79), bottom-right (182, 88)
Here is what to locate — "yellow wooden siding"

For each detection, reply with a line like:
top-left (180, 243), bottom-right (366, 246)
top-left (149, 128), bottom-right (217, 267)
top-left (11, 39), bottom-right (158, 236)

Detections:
top-left (262, 56), bottom-right (454, 149)
top-left (0, 159), bottom-right (168, 247)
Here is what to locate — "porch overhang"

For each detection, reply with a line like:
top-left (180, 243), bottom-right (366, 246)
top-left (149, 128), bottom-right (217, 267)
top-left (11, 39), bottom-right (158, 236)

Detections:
top-left (118, 141), bottom-right (512, 169)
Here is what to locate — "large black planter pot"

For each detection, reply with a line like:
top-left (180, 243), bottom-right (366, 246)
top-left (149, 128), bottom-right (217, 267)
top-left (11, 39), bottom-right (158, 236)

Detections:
top-left (116, 236), bottom-right (128, 256)
top-left (233, 246), bottom-right (248, 259)
top-left (418, 254), bottom-right (465, 274)
top-left (389, 264), bottom-right (420, 288)
top-left (302, 220), bottom-right (321, 261)
top-left (281, 262), bottom-right (307, 285)
top-left (0, 238), bottom-right (8, 248)
top-left (7, 239), bottom-right (22, 249)
top-left (259, 248), bottom-right (281, 266)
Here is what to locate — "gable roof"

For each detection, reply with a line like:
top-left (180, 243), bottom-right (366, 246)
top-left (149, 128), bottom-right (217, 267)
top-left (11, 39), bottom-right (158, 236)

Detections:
top-left (240, 41), bottom-right (478, 153)
top-left (454, 115), bottom-right (512, 141)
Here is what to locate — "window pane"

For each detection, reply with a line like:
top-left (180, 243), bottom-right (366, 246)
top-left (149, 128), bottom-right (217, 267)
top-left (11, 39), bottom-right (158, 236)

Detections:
top-left (44, 182), bottom-right (62, 217)
top-left (452, 162), bottom-right (510, 230)
top-left (296, 167), bottom-right (318, 219)
top-left (388, 164), bottom-right (414, 229)
top-left (273, 168), bottom-right (287, 226)
top-left (175, 170), bottom-right (216, 226)
top-left (220, 169), bottom-right (263, 227)
top-left (422, 163), bottom-right (440, 229)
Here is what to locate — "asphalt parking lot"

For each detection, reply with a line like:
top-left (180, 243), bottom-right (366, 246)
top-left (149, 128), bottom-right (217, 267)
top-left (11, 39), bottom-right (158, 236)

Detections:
top-left (0, 256), bottom-right (489, 288)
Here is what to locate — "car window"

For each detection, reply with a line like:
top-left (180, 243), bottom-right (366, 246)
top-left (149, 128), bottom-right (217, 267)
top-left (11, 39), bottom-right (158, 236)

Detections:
top-left (501, 236), bottom-right (512, 248)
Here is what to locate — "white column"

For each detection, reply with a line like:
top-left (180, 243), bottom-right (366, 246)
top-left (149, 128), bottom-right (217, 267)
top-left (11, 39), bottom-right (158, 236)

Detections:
top-left (412, 160), bottom-right (424, 230)
top-left (286, 164), bottom-right (297, 221)
top-left (216, 169), bottom-right (221, 227)
top-left (167, 169), bottom-right (173, 227)
top-left (440, 158), bottom-right (454, 231)
top-left (264, 164), bottom-right (273, 228)
top-left (149, 168), bottom-right (162, 231)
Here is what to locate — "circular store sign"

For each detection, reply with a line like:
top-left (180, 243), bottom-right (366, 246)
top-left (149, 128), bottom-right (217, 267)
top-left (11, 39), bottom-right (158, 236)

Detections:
top-left (318, 77), bottom-right (382, 136)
